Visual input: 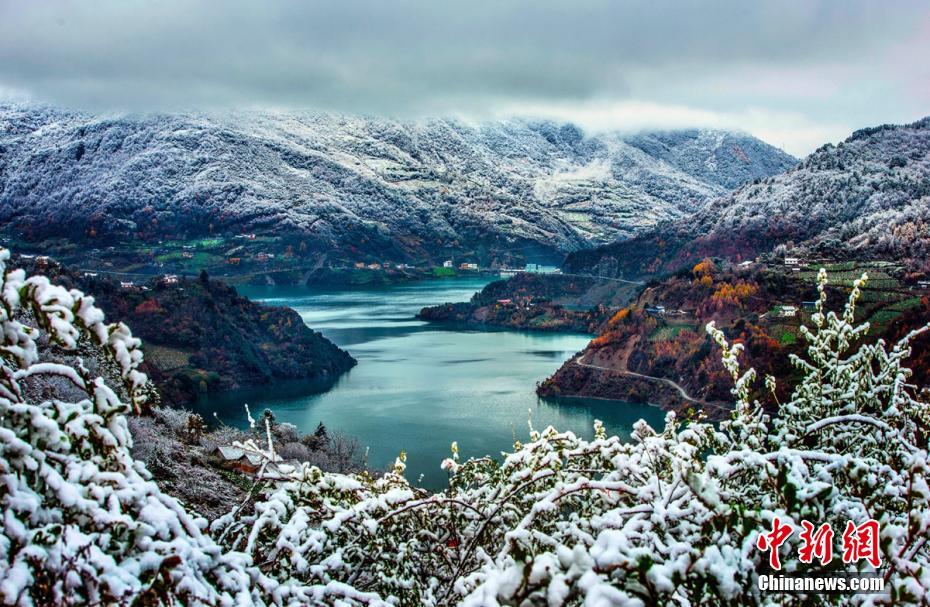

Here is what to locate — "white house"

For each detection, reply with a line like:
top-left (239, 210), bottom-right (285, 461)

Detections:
top-left (443, 260), bottom-right (454, 269)
top-left (779, 305), bottom-right (798, 317)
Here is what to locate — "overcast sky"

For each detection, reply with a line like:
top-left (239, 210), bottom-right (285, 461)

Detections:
top-left (1, 0), bottom-right (927, 155)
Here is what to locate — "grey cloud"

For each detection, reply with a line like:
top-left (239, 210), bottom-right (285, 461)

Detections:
top-left (0, 0), bottom-right (927, 152)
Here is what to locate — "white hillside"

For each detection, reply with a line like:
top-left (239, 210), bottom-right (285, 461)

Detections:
top-left (0, 105), bottom-right (795, 262)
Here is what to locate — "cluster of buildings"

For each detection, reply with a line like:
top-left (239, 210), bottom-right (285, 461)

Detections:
top-left (20, 254), bottom-right (53, 269)
top-left (783, 256), bottom-right (808, 272)
top-left (226, 251), bottom-right (274, 266)
top-left (499, 264), bottom-right (561, 278)
top-left (354, 262), bottom-right (413, 271)
top-left (440, 260), bottom-right (479, 270)
top-left (495, 295), bottom-right (547, 308)
top-left (119, 273), bottom-right (181, 290)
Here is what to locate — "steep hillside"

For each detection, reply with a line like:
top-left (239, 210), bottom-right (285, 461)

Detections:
top-left (16, 256), bottom-right (356, 403)
top-left (417, 272), bottom-right (625, 334)
top-left (541, 258), bottom-right (930, 415)
top-left (565, 117), bottom-right (930, 279)
top-left (0, 105), bottom-right (794, 268)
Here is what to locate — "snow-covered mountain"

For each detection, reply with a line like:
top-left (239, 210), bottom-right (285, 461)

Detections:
top-left (623, 129), bottom-right (800, 191)
top-left (0, 104), bottom-right (794, 263)
top-left (565, 116), bottom-right (930, 277)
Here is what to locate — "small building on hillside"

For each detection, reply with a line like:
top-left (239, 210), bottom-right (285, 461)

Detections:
top-left (367, 263), bottom-right (381, 270)
top-left (443, 260), bottom-right (454, 269)
top-left (779, 305), bottom-right (798, 318)
top-left (459, 262), bottom-right (479, 271)
top-left (120, 281), bottom-right (135, 290)
top-left (497, 299), bottom-right (514, 306)
top-left (212, 446), bottom-right (272, 475)
top-left (159, 274), bottom-right (179, 286)
top-left (645, 305), bottom-right (667, 316)
top-left (182, 251), bottom-right (194, 259)
top-left (227, 257), bottom-right (241, 265)
top-left (354, 262), bottom-right (367, 269)
top-left (784, 257), bottom-right (803, 266)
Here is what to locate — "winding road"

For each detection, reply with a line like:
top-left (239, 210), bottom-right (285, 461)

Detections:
top-left (574, 356), bottom-right (733, 414)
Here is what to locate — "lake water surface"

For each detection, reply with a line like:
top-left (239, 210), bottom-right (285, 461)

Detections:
top-left (199, 277), bottom-right (665, 489)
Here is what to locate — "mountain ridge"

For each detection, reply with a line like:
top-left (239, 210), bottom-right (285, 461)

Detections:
top-left (0, 104), bottom-right (795, 267)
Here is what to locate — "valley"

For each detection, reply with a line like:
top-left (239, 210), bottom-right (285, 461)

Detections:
top-left (5, 109), bottom-right (930, 426)
top-left (6, 3), bottom-right (930, 604)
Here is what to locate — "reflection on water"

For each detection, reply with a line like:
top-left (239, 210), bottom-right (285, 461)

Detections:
top-left (196, 278), bottom-right (665, 490)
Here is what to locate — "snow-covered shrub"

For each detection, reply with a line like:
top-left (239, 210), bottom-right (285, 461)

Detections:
top-left (0, 248), bottom-right (252, 605)
top-left (218, 269), bottom-right (930, 605)
top-left (0, 249), bottom-right (387, 607)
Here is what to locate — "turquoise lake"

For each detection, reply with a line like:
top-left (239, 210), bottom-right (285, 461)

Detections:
top-left (199, 277), bottom-right (665, 489)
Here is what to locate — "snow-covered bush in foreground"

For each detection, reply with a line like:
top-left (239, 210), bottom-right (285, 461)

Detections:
top-left (0, 248), bottom-right (245, 605)
top-left (3, 248), bottom-right (930, 606)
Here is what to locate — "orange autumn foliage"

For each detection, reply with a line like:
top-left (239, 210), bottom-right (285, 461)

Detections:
top-left (608, 307), bottom-right (633, 326)
top-left (591, 331), bottom-right (624, 348)
top-left (711, 281), bottom-right (758, 306)
top-left (692, 258), bottom-right (717, 278)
